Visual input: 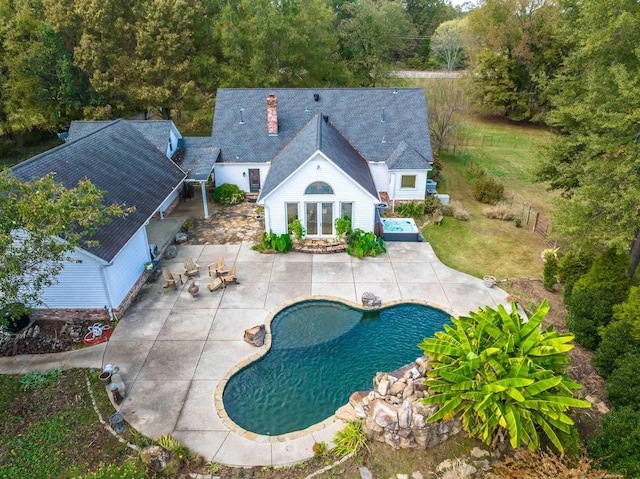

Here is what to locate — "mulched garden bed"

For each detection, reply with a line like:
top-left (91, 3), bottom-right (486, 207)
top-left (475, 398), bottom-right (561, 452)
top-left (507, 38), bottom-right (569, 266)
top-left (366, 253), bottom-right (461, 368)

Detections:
top-left (0, 320), bottom-right (86, 357)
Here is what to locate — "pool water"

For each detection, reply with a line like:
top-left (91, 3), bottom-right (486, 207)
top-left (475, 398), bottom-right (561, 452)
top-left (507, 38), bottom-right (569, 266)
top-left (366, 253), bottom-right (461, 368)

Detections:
top-left (381, 217), bottom-right (418, 233)
top-left (222, 300), bottom-right (449, 436)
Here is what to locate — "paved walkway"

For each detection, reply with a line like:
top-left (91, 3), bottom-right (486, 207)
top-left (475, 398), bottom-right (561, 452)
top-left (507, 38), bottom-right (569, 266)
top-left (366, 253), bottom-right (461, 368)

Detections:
top-left (0, 242), bottom-right (510, 467)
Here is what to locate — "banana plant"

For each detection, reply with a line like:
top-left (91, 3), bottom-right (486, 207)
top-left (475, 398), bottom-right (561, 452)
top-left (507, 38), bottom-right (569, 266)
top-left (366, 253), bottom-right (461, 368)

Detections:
top-left (418, 300), bottom-right (590, 452)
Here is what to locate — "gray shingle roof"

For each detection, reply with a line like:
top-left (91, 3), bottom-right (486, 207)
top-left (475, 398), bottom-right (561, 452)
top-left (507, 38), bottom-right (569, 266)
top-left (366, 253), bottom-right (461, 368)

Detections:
top-left (259, 115), bottom-right (378, 200)
top-left (386, 140), bottom-right (431, 170)
top-left (211, 88), bottom-right (433, 165)
top-left (181, 138), bottom-right (219, 181)
top-left (12, 120), bottom-right (186, 262)
top-left (68, 120), bottom-right (178, 154)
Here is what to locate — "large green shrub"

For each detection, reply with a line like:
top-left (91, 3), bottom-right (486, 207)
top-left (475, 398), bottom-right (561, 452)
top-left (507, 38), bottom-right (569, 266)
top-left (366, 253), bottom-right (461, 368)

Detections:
top-left (606, 354), bottom-right (640, 411)
top-left (346, 229), bottom-right (386, 259)
top-left (593, 320), bottom-right (640, 378)
top-left (212, 183), bottom-right (244, 205)
top-left (557, 250), bottom-right (592, 304)
top-left (566, 249), bottom-right (631, 350)
top-left (253, 230), bottom-right (292, 253)
top-left (418, 300), bottom-right (590, 453)
top-left (396, 201), bottom-right (425, 220)
top-left (587, 406), bottom-right (640, 478)
top-left (613, 285), bottom-right (640, 341)
top-left (543, 250), bottom-right (559, 292)
top-left (472, 175), bottom-right (504, 204)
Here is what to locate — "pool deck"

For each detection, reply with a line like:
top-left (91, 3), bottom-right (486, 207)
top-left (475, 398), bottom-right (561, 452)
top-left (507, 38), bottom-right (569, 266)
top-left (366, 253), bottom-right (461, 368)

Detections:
top-left (0, 241), bottom-right (511, 467)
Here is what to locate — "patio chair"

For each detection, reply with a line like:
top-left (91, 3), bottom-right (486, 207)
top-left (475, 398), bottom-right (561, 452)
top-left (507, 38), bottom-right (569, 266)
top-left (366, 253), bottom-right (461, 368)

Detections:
top-left (207, 256), bottom-right (229, 277)
top-left (183, 257), bottom-right (200, 277)
top-left (207, 276), bottom-right (224, 292)
top-left (222, 264), bottom-right (239, 286)
top-left (162, 268), bottom-right (183, 289)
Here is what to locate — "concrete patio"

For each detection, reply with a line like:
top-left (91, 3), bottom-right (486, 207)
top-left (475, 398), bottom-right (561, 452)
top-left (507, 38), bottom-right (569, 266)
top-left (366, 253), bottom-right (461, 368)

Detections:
top-left (0, 241), bottom-right (511, 467)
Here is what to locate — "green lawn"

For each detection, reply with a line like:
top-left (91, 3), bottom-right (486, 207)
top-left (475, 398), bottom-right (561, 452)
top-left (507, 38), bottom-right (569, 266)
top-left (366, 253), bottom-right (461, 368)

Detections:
top-left (414, 92), bottom-right (556, 280)
top-left (0, 369), bottom-right (145, 479)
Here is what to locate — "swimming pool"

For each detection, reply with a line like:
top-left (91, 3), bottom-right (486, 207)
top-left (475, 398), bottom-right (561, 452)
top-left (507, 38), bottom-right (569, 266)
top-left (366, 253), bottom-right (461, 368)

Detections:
top-left (221, 299), bottom-right (449, 436)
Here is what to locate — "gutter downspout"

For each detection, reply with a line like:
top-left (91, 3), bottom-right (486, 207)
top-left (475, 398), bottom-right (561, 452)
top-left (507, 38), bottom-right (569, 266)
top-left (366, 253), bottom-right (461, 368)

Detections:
top-left (200, 181), bottom-right (209, 219)
top-left (100, 265), bottom-right (116, 321)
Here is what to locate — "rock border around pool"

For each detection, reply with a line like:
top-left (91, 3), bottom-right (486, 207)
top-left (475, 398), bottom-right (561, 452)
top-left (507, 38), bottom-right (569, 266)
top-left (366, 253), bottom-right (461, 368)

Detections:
top-left (213, 295), bottom-right (456, 444)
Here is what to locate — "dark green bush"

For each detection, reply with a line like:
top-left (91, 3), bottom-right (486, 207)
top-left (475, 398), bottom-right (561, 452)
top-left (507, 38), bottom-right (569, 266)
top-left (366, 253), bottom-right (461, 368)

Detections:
top-left (423, 195), bottom-right (443, 215)
top-left (606, 354), bottom-right (640, 410)
top-left (543, 252), bottom-right (559, 292)
top-left (558, 250), bottom-right (592, 304)
top-left (212, 183), bottom-right (244, 205)
top-left (472, 175), bottom-right (504, 204)
top-left (252, 230), bottom-right (292, 253)
top-left (566, 249), bottom-right (631, 350)
top-left (587, 406), bottom-right (640, 478)
top-left (594, 320), bottom-right (640, 378)
top-left (613, 285), bottom-right (640, 341)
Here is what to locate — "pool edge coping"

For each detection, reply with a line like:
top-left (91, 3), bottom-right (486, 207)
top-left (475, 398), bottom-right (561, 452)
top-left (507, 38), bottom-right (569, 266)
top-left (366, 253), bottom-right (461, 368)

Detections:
top-left (213, 294), bottom-right (456, 444)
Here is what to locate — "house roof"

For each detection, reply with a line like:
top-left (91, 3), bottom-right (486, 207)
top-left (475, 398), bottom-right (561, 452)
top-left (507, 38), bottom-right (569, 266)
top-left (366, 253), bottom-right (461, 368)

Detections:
top-left (67, 120), bottom-right (179, 154)
top-left (259, 115), bottom-right (378, 200)
top-left (12, 120), bottom-right (186, 262)
top-left (211, 88), bottom-right (433, 165)
top-left (386, 141), bottom-right (431, 170)
top-left (181, 138), bottom-right (220, 181)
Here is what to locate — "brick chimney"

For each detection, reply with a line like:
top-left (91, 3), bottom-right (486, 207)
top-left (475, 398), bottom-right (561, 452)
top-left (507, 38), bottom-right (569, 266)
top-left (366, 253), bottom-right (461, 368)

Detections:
top-left (267, 94), bottom-right (278, 136)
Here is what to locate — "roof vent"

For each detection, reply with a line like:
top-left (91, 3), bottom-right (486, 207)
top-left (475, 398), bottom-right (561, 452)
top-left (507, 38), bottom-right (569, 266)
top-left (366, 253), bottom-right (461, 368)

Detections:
top-left (381, 108), bottom-right (386, 123)
top-left (393, 88), bottom-right (398, 94)
top-left (314, 93), bottom-right (320, 102)
top-left (323, 115), bottom-right (329, 123)
top-left (239, 109), bottom-right (244, 124)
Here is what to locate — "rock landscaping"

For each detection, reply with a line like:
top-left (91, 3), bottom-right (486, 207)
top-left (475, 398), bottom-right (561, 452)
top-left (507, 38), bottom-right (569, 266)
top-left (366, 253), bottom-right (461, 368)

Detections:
top-left (0, 321), bottom-right (82, 356)
top-left (336, 356), bottom-right (463, 450)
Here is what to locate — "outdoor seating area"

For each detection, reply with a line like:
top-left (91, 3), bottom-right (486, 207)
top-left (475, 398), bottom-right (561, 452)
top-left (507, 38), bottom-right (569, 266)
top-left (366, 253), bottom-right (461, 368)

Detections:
top-left (207, 258), bottom-right (238, 291)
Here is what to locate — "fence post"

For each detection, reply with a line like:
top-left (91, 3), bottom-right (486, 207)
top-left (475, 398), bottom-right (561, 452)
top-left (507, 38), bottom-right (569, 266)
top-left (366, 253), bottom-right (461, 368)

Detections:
top-left (526, 206), bottom-right (532, 225)
top-left (533, 212), bottom-right (539, 232)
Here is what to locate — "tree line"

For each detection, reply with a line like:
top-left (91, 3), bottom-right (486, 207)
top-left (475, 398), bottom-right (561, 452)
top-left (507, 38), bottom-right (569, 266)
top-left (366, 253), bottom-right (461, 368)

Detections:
top-left (0, 0), bottom-right (464, 142)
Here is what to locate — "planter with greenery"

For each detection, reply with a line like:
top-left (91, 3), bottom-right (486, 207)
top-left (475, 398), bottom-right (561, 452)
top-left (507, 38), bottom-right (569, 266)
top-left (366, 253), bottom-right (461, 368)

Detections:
top-left (335, 216), bottom-right (352, 240)
top-left (288, 219), bottom-right (306, 243)
top-left (418, 300), bottom-right (590, 453)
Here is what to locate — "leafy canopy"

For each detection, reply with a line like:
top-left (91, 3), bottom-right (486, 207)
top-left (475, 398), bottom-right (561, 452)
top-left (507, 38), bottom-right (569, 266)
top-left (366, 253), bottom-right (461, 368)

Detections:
top-left (0, 171), bottom-right (128, 318)
top-left (418, 300), bottom-right (590, 453)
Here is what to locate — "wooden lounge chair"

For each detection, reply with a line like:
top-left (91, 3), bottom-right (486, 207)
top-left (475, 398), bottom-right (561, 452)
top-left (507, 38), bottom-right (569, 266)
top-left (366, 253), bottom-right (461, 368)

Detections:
top-left (183, 257), bottom-right (200, 277)
top-left (162, 268), bottom-right (183, 289)
top-left (207, 256), bottom-right (229, 277)
top-left (222, 264), bottom-right (238, 286)
top-left (207, 264), bottom-right (238, 292)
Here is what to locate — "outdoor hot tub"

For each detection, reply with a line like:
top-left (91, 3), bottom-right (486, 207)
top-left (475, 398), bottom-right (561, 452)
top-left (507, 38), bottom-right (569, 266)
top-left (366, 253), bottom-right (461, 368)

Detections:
top-left (381, 217), bottom-right (420, 242)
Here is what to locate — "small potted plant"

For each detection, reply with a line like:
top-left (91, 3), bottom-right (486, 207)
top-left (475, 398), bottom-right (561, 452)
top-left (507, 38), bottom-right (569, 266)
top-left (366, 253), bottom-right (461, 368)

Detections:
top-left (483, 275), bottom-right (496, 288)
top-left (335, 217), bottom-right (352, 241)
top-left (288, 219), bottom-right (306, 243)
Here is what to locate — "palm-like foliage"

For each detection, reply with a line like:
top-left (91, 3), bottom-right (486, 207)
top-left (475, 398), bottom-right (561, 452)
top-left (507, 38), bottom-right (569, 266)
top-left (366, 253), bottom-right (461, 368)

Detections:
top-left (418, 300), bottom-right (590, 452)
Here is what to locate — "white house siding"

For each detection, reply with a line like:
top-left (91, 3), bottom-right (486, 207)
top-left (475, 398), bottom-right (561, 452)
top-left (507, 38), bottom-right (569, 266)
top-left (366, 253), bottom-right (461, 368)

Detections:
top-left (262, 152), bottom-right (376, 236)
top-left (166, 123), bottom-right (182, 158)
top-left (38, 250), bottom-right (108, 309)
top-left (214, 163), bottom-right (271, 192)
top-left (159, 186), bottom-right (181, 214)
top-left (389, 170), bottom-right (427, 201)
top-left (104, 228), bottom-right (149, 307)
top-left (369, 162), bottom-right (390, 194)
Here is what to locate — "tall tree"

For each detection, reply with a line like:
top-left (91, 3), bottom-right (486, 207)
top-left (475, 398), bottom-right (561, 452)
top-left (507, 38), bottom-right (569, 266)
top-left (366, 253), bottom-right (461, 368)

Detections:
top-left (216, 0), bottom-right (346, 88)
top-left (0, 0), bottom-right (88, 133)
top-left (430, 17), bottom-right (468, 70)
top-left (404, 0), bottom-right (457, 65)
top-left (537, 0), bottom-right (640, 277)
top-left (338, 0), bottom-right (416, 86)
top-left (0, 172), bottom-right (129, 320)
top-left (426, 77), bottom-right (468, 155)
top-left (468, 0), bottom-right (562, 121)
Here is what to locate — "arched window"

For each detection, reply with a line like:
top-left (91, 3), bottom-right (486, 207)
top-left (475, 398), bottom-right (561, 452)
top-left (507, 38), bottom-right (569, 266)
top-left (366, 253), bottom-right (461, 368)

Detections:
top-left (305, 181), bottom-right (334, 195)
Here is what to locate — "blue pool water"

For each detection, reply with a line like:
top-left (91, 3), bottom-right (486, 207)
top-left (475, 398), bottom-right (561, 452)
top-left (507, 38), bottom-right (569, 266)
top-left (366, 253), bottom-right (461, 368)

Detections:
top-left (222, 300), bottom-right (449, 436)
top-left (381, 217), bottom-right (418, 233)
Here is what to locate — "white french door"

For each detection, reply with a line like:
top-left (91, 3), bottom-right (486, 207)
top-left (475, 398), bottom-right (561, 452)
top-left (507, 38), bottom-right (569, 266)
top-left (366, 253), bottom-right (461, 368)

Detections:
top-left (305, 202), bottom-right (334, 236)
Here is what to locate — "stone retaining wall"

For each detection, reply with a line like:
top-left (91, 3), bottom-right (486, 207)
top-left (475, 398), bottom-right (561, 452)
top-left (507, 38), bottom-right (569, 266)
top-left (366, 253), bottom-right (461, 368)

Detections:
top-left (336, 356), bottom-right (462, 449)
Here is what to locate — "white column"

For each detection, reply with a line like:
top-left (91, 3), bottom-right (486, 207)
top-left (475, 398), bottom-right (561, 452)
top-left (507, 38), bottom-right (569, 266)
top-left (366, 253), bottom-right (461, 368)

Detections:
top-left (201, 181), bottom-right (209, 219)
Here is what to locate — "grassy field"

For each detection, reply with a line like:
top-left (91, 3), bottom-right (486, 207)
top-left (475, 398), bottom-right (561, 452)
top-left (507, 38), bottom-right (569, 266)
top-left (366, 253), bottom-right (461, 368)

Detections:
top-left (0, 369), bottom-right (144, 479)
top-left (422, 114), bottom-right (555, 280)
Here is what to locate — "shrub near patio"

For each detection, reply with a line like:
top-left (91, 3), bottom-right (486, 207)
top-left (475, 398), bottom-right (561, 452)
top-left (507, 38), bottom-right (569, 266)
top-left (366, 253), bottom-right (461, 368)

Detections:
top-left (418, 300), bottom-right (590, 453)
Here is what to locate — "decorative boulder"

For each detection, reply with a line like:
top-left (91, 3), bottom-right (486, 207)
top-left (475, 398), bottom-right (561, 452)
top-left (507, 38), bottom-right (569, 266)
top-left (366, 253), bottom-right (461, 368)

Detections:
top-left (163, 245), bottom-right (178, 259)
top-left (139, 446), bottom-right (179, 476)
top-left (362, 292), bottom-right (382, 308)
top-left (244, 325), bottom-right (266, 347)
